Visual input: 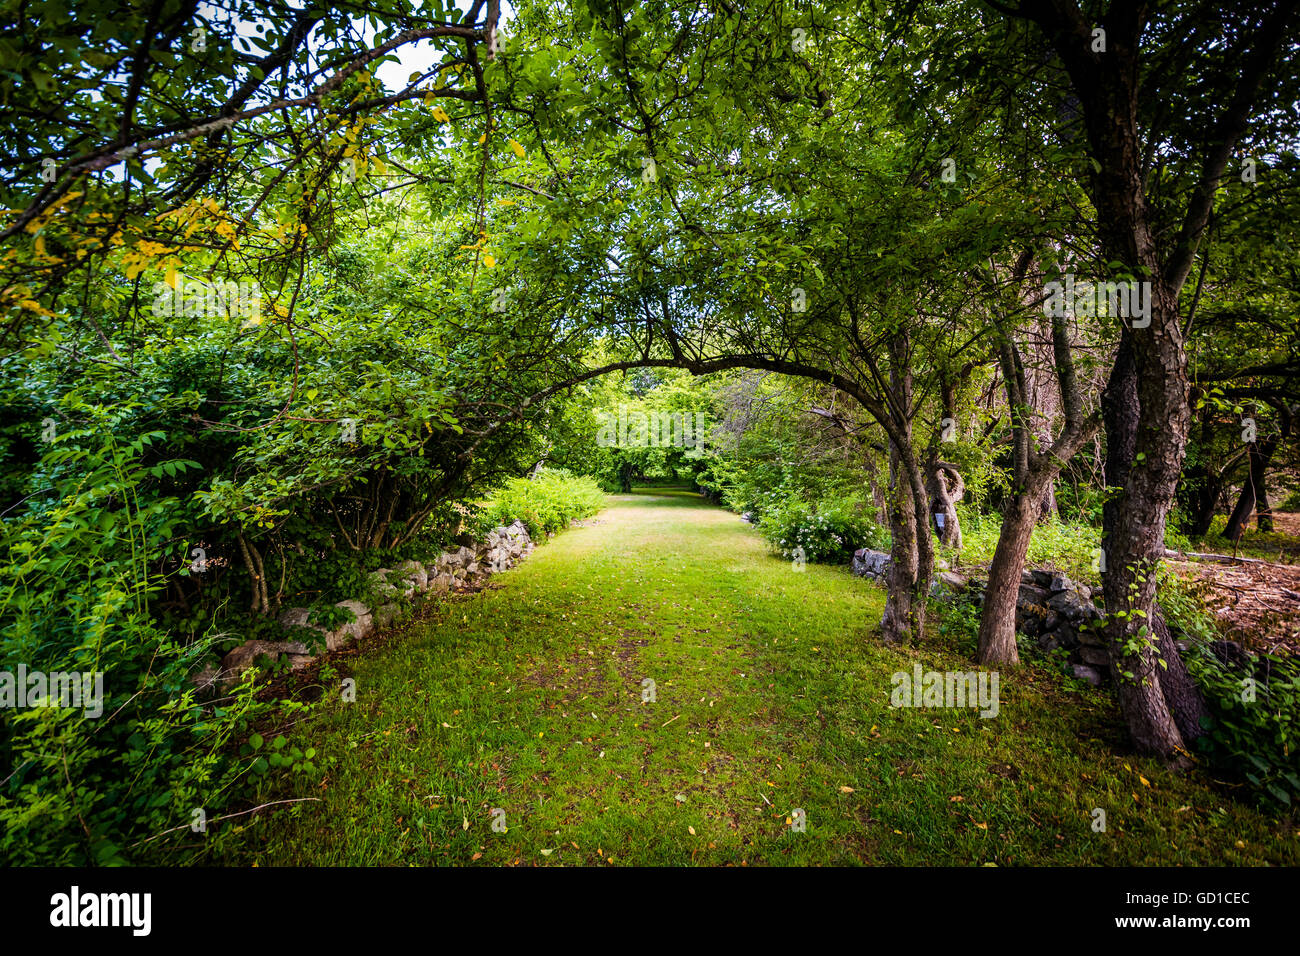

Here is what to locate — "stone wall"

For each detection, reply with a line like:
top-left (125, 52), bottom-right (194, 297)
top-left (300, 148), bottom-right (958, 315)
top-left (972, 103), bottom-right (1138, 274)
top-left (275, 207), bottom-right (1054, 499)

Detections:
top-left (851, 548), bottom-right (1110, 684)
top-left (197, 520), bottom-right (534, 693)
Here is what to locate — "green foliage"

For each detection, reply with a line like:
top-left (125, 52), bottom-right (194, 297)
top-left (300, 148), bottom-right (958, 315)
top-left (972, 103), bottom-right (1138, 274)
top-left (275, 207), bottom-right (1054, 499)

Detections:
top-left (758, 497), bottom-right (888, 563)
top-left (0, 408), bottom-right (265, 865)
top-left (1187, 646), bottom-right (1300, 810)
top-left (1157, 572), bottom-right (1224, 645)
top-left (481, 469), bottom-right (606, 539)
top-left (958, 507), bottom-right (1103, 581)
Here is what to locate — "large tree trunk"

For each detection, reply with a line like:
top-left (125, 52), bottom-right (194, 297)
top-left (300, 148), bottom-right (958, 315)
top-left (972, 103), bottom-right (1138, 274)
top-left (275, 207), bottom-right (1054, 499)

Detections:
top-left (1224, 434), bottom-right (1278, 540)
top-left (977, 472), bottom-right (1051, 665)
top-left (1153, 606), bottom-right (1211, 744)
top-left (998, 0), bottom-right (1291, 758)
top-left (880, 334), bottom-right (930, 644)
top-left (1038, 478), bottom-right (1058, 522)
top-left (881, 442), bottom-right (920, 643)
top-left (1101, 333), bottom-right (1189, 758)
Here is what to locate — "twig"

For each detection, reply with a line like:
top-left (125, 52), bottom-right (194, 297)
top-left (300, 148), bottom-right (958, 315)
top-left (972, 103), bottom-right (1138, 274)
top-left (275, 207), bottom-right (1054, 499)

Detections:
top-left (128, 796), bottom-right (322, 848)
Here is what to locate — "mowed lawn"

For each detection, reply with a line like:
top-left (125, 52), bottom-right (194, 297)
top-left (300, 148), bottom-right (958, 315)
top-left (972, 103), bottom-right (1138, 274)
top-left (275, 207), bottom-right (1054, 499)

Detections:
top-left (227, 490), bottom-right (1300, 866)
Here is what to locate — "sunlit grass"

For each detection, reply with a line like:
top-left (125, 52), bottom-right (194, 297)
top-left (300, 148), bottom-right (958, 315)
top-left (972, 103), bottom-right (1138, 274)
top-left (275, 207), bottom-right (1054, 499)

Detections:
top-left (224, 491), bottom-right (1299, 866)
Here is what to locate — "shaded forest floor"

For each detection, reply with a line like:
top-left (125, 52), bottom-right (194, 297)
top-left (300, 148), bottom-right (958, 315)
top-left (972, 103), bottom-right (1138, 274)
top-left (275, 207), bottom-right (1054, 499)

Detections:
top-left (224, 490), bottom-right (1298, 865)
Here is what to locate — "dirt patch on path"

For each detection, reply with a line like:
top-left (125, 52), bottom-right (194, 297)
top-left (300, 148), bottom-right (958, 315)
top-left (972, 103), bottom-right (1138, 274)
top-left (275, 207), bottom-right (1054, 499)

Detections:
top-left (1167, 558), bottom-right (1300, 654)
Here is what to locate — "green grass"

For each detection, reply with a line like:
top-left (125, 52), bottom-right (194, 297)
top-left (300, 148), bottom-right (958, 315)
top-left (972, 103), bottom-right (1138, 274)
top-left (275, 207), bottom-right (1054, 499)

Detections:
top-left (1187, 513), bottom-right (1300, 563)
top-left (223, 490), bottom-right (1300, 866)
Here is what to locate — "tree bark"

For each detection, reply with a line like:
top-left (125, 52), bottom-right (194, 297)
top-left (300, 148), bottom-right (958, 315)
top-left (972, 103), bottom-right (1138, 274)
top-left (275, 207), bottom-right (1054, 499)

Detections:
top-left (977, 269), bottom-right (1098, 665)
top-left (879, 332), bottom-right (930, 644)
top-left (1009, 0), bottom-right (1293, 762)
top-left (927, 462), bottom-right (964, 551)
top-left (1101, 333), bottom-right (1189, 758)
top-left (977, 472), bottom-right (1052, 665)
top-left (881, 440), bottom-right (920, 643)
top-left (1153, 605), bottom-right (1211, 744)
top-left (1225, 432), bottom-right (1279, 540)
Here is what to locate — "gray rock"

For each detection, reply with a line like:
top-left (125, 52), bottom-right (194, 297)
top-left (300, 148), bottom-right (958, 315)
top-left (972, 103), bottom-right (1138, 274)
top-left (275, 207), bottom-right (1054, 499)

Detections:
top-left (367, 569), bottom-right (400, 597)
top-left (1018, 584), bottom-right (1050, 607)
top-left (1052, 620), bottom-right (1080, 650)
top-left (1049, 572), bottom-right (1074, 593)
top-left (1072, 664), bottom-right (1104, 686)
top-left (220, 639), bottom-right (301, 685)
top-left (394, 560), bottom-right (428, 590)
top-left (852, 549), bottom-right (892, 579)
top-left (1077, 645), bottom-right (1110, 668)
top-left (328, 599), bottom-right (373, 651)
top-left (278, 607), bottom-right (330, 650)
top-left (1047, 590), bottom-right (1079, 614)
top-left (192, 664), bottom-right (220, 698)
top-left (1077, 627), bottom-right (1107, 647)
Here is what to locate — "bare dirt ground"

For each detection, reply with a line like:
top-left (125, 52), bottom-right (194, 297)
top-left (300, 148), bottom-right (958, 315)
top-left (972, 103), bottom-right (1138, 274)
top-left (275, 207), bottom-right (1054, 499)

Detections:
top-left (1167, 552), bottom-right (1300, 655)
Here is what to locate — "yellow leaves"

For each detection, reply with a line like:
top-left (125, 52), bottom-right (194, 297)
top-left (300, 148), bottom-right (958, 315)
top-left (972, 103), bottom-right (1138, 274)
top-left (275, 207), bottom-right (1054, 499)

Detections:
top-left (508, 138), bottom-right (526, 158)
top-left (687, 826), bottom-right (696, 836)
top-left (25, 191), bottom-right (82, 234)
top-left (477, 133), bottom-right (487, 145)
top-left (134, 239), bottom-right (172, 257)
top-left (431, 105), bottom-right (450, 123)
top-left (483, 254), bottom-right (496, 268)
top-left (32, 234), bottom-right (62, 264)
top-left (17, 299), bottom-right (54, 317)
top-left (974, 821), bottom-right (988, 830)
top-left (1138, 774), bottom-right (1151, 788)
top-left (838, 786), bottom-right (855, 794)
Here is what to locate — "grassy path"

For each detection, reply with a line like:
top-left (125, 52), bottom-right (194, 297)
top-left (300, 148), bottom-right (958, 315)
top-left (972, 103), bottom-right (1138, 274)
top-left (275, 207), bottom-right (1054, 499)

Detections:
top-left (231, 490), bottom-right (1299, 865)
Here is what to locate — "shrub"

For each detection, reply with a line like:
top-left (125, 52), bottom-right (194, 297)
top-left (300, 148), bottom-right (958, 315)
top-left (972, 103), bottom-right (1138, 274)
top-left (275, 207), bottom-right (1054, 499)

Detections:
top-left (0, 413), bottom-right (265, 864)
top-left (1186, 645), bottom-right (1300, 810)
top-left (758, 497), bottom-right (888, 563)
top-left (482, 468), bottom-right (606, 539)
